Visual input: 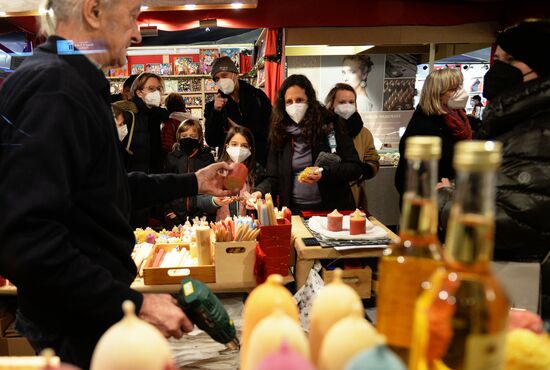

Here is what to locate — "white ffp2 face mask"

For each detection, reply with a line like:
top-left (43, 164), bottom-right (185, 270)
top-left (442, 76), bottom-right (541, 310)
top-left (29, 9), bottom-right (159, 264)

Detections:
top-left (143, 90), bottom-right (161, 107)
top-left (217, 78), bottom-right (235, 95)
top-left (447, 88), bottom-right (469, 110)
top-left (226, 146), bottom-right (251, 163)
top-left (117, 124), bottom-right (128, 141)
top-left (286, 103), bottom-right (308, 124)
top-left (334, 103), bottom-right (356, 120)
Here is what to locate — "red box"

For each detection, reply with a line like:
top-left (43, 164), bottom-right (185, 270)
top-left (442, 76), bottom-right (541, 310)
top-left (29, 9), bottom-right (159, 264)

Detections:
top-left (255, 219), bottom-right (292, 282)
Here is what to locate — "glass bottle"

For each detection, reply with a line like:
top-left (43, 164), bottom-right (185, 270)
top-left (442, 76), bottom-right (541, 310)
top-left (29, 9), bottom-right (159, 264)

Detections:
top-left (377, 136), bottom-right (444, 362)
top-left (409, 141), bottom-right (509, 370)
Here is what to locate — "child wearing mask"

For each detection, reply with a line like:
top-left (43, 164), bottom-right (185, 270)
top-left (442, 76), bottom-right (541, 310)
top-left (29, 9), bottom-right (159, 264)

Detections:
top-left (164, 119), bottom-right (218, 224)
top-left (325, 83), bottom-right (380, 211)
top-left (210, 126), bottom-right (265, 220)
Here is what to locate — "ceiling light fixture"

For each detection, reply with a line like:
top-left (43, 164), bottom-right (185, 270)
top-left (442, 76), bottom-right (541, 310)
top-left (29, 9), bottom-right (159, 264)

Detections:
top-left (0, 12), bottom-right (6, 17)
top-left (140, 5), bottom-right (149, 11)
top-left (231, 2), bottom-right (244, 8)
top-left (184, 4), bottom-right (197, 10)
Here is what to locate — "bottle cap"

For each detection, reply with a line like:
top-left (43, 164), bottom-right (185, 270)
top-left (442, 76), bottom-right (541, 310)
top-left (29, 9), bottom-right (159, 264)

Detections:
top-left (405, 136), bottom-right (441, 160)
top-left (454, 141), bottom-right (502, 171)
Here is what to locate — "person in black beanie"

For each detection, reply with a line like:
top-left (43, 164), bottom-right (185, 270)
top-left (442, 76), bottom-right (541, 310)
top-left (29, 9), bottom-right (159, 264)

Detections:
top-left (204, 56), bottom-right (272, 167)
top-left (439, 19), bottom-right (550, 319)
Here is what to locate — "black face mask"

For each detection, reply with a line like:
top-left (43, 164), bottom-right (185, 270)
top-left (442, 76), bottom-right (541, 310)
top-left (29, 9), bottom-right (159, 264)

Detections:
top-left (483, 60), bottom-right (524, 100)
top-left (179, 138), bottom-right (200, 156)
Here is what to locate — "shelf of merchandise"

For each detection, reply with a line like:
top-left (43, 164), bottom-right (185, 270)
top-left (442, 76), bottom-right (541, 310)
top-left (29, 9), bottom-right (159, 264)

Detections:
top-left (107, 74), bottom-right (216, 119)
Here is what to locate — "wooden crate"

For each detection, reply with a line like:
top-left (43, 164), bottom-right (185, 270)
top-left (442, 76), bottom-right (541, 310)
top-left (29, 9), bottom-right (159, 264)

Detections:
top-left (143, 243), bottom-right (215, 285)
top-left (214, 241), bottom-right (257, 286)
top-left (322, 266), bottom-right (372, 299)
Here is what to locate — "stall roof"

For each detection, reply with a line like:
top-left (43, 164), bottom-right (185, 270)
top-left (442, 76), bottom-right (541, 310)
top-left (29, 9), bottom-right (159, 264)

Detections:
top-left (0, 0), bottom-right (549, 38)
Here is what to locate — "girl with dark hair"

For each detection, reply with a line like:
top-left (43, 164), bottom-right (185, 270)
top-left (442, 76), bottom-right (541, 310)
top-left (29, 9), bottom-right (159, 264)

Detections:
top-left (210, 126), bottom-right (266, 220)
top-left (252, 74), bottom-right (362, 213)
top-left (325, 83), bottom-right (380, 211)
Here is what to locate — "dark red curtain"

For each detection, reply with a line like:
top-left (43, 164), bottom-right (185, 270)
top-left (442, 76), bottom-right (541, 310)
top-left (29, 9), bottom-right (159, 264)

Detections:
top-left (264, 28), bottom-right (284, 106)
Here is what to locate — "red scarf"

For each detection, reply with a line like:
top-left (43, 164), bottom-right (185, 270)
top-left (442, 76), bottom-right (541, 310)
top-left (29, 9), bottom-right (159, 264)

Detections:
top-left (443, 109), bottom-right (472, 140)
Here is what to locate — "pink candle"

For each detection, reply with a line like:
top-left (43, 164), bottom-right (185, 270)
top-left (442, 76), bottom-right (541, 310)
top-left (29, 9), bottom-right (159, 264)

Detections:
top-left (349, 215), bottom-right (366, 235)
top-left (327, 209), bottom-right (343, 232)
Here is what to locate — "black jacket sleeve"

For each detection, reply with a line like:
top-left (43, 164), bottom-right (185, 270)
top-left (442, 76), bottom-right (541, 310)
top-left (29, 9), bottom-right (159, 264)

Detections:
top-left (0, 93), bottom-right (143, 330)
top-left (319, 122), bottom-right (362, 185)
top-left (204, 101), bottom-right (227, 148)
top-left (127, 172), bottom-right (198, 210)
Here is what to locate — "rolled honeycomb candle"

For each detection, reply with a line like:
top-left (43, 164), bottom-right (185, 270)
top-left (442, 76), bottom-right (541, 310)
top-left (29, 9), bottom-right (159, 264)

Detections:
top-left (327, 209), bottom-right (343, 232)
top-left (350, 208), bottom-right (365, 218)
top-left (350, 215), bottom-right (366, 235)
top-left (195, 226), bottom-right (212, 265)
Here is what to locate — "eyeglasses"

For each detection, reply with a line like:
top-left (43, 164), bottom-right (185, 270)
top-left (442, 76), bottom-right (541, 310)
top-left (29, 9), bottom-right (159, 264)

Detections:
top-left (142, 86), bottom-right (163, 93)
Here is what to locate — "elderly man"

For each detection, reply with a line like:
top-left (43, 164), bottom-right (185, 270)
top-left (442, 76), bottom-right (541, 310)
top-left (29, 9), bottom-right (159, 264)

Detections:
top-left (0, 0), bottom-right (234, 368)
top-left (204, 56), bottom-right (272, 166)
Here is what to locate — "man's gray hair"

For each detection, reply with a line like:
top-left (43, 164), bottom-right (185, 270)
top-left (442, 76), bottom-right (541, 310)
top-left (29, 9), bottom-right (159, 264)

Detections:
top-left (38, 0), bottom-right (115, 36)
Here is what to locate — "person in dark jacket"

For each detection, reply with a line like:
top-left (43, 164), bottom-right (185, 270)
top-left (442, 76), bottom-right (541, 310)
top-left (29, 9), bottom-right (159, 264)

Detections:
top-left (325, 83), bottom-right (380, 211)
top-left (164, 119), bottom-right (218, 223)
top-left (441, 19), bottom-right (550, 318)
top-left (252, 74), bottom-right (362, 213)
top-left (122, 72), bottom-right (169, 174)
top-left (204, 56), bottom-right (272, 167)
top-left (0, 2), bottom-right (233, 368)
top-left (395, 67), bottom-right (472, 197)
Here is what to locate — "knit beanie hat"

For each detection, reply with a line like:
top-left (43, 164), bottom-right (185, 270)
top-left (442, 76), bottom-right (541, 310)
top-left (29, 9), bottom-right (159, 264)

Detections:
top-left (210, 56), bottom-right (239, 78)
top-left (496, 19), bottom-right (550, 77)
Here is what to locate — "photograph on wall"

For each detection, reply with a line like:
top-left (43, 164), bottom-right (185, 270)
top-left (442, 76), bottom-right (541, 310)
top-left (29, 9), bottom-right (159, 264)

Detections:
top-left (383, 79), bottom-right (415, 111)
top-left (220, 48), bottom-right (241, 70)
top-left (385, 54), bottom-right (418, 78)
top-left (131, 64), bottom-right (144, 75)
top-left (199, 48), bottom-right (220, 75)
top-left (287, 53), bottom-right (417, 147)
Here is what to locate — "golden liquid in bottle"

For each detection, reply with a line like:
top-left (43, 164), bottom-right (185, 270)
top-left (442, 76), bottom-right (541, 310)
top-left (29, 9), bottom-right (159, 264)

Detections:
top-left (377, 197), bottom-right (443, 362)
top-left (410, 213), bottom-right (509, 370)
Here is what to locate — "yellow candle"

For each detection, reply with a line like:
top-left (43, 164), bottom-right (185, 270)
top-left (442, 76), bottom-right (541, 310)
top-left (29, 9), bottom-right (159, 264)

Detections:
top-left (195, 226), bottom-right (212, 265)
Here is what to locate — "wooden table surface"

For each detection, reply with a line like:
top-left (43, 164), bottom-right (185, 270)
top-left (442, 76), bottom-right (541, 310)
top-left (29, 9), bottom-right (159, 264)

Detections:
top-left (291, 215), bottom-right (399, 289)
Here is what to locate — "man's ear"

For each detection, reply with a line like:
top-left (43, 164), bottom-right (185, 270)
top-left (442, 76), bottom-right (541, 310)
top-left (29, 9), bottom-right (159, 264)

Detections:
top-left (82, 0), bottom-right (102, 30)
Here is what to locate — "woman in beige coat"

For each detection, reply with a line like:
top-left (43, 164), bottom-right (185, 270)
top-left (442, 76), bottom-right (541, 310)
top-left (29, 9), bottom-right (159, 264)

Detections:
top-left (325, 83), bottom-right (380, 211)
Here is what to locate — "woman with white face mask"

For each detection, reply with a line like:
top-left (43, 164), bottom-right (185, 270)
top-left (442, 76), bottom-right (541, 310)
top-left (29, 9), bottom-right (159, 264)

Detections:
top-left (251, 74), bottom-right (362, 213)
top-left (394, 68), bottom-right (472, 198)
top-left (125, 72), bottom-right (169, 228)
top-left (209, 126), bottom-right (266, 220)
top-left (325, 83), bottom-right (380, 211)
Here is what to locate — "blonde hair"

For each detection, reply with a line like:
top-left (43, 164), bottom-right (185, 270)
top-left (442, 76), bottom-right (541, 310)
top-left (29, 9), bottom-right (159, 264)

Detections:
top-left (419, 68), bottom-right (463, 116)
top-left (325, 83), bottom-right (357, 111)
top-left (130, 72), bottom-right (164, 98)
top-left (38, 0), bottom-right (116, 36)
top-left (174, 119), bottom-right (204, 149)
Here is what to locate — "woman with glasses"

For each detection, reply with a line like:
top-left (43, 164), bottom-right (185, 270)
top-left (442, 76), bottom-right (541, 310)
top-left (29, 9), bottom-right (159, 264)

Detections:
top-left (123, 72), bottom-right (169, 175)
top-left (124, 72), bottom-right (169, 228)
top-left (394, 68), bottom-right (472, 197)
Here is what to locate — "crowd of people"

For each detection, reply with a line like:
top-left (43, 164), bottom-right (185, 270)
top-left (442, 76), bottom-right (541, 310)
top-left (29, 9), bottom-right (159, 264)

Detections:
top-left (0, 0), bottom-right (547, 366)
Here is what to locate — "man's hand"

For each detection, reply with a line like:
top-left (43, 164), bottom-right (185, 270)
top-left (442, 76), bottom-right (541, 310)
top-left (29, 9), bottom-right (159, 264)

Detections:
top-left (195, 162), bottom-right (238, 197)
top-left (139, 294), bottom-right (194, 339)
top-left (214, 94), bottom-right (228, 111)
